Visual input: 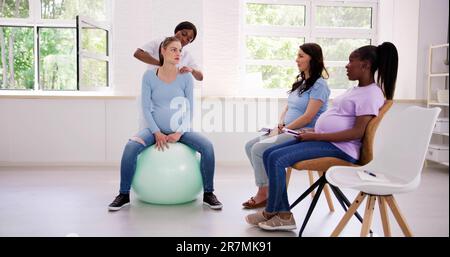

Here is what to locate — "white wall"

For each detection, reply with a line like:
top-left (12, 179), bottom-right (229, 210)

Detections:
top-left (112, 0), bottom-right (152, 95)
top-left (379, 0), bottom-right (420, 99)
top-left (0, 98), bottom-right (136, 164)
top-left (416, 0), bottom-right (449, 99)
top-left (203, 0), bottom-right (241, 96)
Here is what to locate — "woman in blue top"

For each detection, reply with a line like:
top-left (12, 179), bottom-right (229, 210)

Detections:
top-left (108, 37), bottom-right (222, 211)
top-left (243, 43), bottom-right (331, 209)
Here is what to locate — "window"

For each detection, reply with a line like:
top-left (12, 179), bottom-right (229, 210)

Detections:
top-left (242, 0), bottom-right (377, 96)
top-left (0, 0), bottom-right (111, 91)
top-left (77, 16), bottom-right (110, 90)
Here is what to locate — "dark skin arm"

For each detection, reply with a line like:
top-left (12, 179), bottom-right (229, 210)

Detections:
top-left (134, 48), bottom-right (160, 66)
top-left (297, 115), bottom-right (374, 142)
top-left (134, 49), bottom-right (204, 81)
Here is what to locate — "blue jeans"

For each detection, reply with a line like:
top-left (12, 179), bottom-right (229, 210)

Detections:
top-left (119, 129), bottom-right (215, 194)
top-left (262, 139), bottom-right (357, 213)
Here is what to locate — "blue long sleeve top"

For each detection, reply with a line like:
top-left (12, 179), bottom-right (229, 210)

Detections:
top-left (141, 69), bottom-right (194, 135)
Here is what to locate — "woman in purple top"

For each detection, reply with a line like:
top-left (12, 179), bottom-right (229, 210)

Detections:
top-left (245, 42), bottom-right (399, 231)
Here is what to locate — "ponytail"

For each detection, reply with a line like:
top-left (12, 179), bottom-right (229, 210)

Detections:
top-left (376, 42), bottom-right (398, 100)
top-left (158, 42), bottom-right (164, 66)
top-left (354, 42), bottom-right (398, 100)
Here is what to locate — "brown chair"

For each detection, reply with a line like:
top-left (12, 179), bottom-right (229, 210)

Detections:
top-left (287, 100), bottom-right (393, 237)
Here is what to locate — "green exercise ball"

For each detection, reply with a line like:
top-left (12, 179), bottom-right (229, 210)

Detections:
top-left (132, 143), bottom-right (203, 204)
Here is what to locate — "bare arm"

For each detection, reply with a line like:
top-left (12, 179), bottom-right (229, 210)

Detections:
top-left (134, 49), bottom-right (160, 66)
top-left (285, 99), bottom-right (323, 130)
top-left (179, 66), bottom-right (204, 81)
top-left (278, 105), bottom-right (288, 126)
top-left (298, 115), bottom-right (374, 142)
top-left (191, 68), bottom-right (203, 81)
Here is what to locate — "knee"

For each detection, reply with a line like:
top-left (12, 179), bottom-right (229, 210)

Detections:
top-left (252, 142), bottom-right (268, 158)
top-left (196, 139), bottom-right (214, 155)
top-left (244, 140), bottom-right (254, 153)
top-left (130, 136), bottom-right (146, 146)
top-left (204, 140), bottom-right (214, 153)
top-left (262, 147), bottom-right (272, 161)
top-left (266, 151), bottom-right (286, 168)
top-left (123, 137), bottom-right (145, 155)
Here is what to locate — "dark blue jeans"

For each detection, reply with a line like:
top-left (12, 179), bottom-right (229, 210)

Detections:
top-left (262, 139), bottom-right (357, 213)
top-left (119, 129), bottom-right (215, 194)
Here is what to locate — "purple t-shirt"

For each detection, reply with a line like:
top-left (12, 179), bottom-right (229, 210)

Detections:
top-left (314, 83), bottom-right (385, 160)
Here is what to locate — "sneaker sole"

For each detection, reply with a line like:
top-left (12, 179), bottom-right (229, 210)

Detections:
top-left (108, 202), bottom-right (130, 211)
top-left (203, 202), bottom-right (223, 210)
top-left (258, 223), bottom-right (297, 231)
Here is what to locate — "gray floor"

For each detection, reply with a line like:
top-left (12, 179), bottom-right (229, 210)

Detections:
top-left (0, 162), bottom-right (448, 237)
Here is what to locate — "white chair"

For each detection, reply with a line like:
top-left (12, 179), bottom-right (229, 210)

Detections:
top-left (326, 106), bottom-right (441, 237)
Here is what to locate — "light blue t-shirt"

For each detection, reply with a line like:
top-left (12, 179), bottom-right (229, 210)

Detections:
top-left (141, 69), bottom-right (194, 135)
top-left (284, 77), bottom-right (330, 128)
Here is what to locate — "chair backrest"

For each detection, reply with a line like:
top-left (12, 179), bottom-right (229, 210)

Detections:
top-left (370, 106), bottom-right (441, 183)
top-left (358, 100), bottom-right (393, 165)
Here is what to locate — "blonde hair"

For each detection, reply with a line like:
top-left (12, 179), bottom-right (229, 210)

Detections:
top-left (158, 36), bottom-right (181, 66)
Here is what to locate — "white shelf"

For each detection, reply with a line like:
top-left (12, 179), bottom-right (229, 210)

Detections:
top-left (433, 132), bottom-right (449, 136)
top-left (426, 159), bottom-right (449, 167)
top-left (428, 102), bottom-right (449, 107)
top-left (427, 44), bottom-right (449, 171)
top-left (429, 73), bottom-right (449, 77)
top-left (430, 43), bottom-right (449, 49)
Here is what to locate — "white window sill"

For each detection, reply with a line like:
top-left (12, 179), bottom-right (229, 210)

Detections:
top-left (0, 90), bottom-right (135, 99)
top-left (0, 90), bottom-right (426, 104)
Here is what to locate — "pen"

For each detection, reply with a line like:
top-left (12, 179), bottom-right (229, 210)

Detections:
top-left (363, 170), bottom-right (377, 177)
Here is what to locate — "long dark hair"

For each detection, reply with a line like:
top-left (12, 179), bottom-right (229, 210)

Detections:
top-left (158, 36), bottom-right (181, 66)
top-left (353, 42), bottom-right (398, 100)
top-left (289, 43), bottom-right (329, 96)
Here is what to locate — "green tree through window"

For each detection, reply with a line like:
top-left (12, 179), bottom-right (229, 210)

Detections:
top-left (244, 1), bottom-right (375, 93)
top-left (0, 0), bottom-right (109, 90)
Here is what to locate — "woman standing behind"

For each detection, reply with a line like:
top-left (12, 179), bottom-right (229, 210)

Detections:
top-left (109, 37), bottom-right (222, 211)
top-left (243, 43), bottom-right (330, 209)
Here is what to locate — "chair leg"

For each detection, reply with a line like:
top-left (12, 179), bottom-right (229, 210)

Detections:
top-left (308, 170), bottom-right (315, 198)
top-left (385, 195), bottom-right (413, 237)
top-left (323, 184), bottom-right (335, 212)
top-left (289, 175), bottom-right (323, 210)
top-left (378, 196), bottom-right (391, 237)
top-left (316, 171), bottom-right (334, 212)
top-left (298, 177), bottom-right (326, 237)
top-left (330, 185), bottom-right (368, 226)
top-left (329, 185), bottom-right (349, 213)
top-left (286, 167), bottom-right (292, 188)
top-left (331, 192), bottom-right (367, 237)
top-left (360, 195), bottom-right (376, 237)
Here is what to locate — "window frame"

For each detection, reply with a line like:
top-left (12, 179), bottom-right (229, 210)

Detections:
top-left (0, 0), bottom-right (112, 91)
top-left (241, 0), bottom-right (378, 97)
top-left (76, 15), bottom-right (111, 91)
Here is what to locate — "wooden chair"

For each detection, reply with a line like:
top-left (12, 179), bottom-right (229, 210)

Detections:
top-left (287, 100), bottom-right (393, 237)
